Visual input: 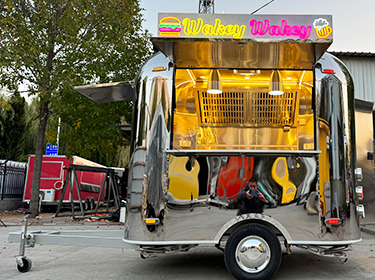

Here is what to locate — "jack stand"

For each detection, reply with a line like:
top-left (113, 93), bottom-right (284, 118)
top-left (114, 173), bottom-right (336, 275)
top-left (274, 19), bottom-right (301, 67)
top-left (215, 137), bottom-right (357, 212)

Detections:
top-left (15, 215), bottom-right (33, 273)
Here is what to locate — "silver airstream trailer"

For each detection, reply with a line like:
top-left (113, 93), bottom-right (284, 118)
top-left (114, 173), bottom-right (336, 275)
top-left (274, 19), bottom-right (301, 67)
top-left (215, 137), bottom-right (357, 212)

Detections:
top-left (115, 13), bottom-right (365, 280)
top-left (11, 13), bottom-right (365, 280)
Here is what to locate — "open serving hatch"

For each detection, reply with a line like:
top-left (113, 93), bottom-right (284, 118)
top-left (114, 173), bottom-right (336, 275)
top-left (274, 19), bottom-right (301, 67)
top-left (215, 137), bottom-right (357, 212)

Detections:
top-left (153, 13), bottom-right (333, 154)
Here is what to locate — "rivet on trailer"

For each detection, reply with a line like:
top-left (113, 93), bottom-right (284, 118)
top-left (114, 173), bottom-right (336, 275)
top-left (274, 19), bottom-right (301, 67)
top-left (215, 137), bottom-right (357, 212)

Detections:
top-left (9, 13), bottom-right (365, 280)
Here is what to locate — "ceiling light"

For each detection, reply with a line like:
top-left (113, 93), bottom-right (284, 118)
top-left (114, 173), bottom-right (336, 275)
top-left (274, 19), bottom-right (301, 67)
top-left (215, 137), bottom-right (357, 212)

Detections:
top-left (207, 70), bottom-right (222, 94)
top-left (268, 70), bottom-right (284, 96)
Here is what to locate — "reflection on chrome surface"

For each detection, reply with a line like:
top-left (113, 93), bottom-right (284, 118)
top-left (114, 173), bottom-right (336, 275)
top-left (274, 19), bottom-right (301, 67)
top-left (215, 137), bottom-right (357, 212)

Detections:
top-left (124, 52), bottom-right (361, 246)
top-left (237, 236), bottom-right (270, 273)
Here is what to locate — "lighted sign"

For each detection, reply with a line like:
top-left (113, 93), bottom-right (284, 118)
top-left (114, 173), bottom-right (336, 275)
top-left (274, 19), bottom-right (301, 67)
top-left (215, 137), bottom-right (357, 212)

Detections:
top-left (249, 19), bottom-right (312, 39)
top-left (182, 18), bottom-right (246, 39)
top-left (313, 18), bottom-right (332, 39)
top-left (159, 17), bottom-right (182, 36)
top-left (157, 14), bottom-right (333, 41)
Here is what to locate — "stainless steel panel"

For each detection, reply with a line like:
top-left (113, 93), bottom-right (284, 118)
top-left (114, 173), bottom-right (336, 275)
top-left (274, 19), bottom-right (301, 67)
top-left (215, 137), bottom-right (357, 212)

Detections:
top-left (126, 52), bottom-right (173, 241)
top-left (167, 150), bottom-right (320, 157)
top-left (315, 53), bottom-right (361, 240)
top-left (125, 153), bottom-right (360, 243)
top-left (153, 40), bottom-right (331, 69)
top-left (74, 81), bottom-right (135, 103)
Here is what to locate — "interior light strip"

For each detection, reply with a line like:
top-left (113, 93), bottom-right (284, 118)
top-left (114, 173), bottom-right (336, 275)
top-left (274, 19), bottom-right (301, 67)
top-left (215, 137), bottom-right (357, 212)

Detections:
top-left (187, 69), bottom-right (196, 86)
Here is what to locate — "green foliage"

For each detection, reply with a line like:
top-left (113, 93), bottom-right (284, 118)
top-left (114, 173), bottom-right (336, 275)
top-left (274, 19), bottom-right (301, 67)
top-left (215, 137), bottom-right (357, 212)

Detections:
top-left (0, 92), bottom-right (28, 161)
top-left (0, 92), bottom-right (13, 138)
top-left (48, 85), bottom-right (133, 167)
top-left (0, 0), bottom-right (151, 166)
top-left (0, 0), bottom-right (151, 92)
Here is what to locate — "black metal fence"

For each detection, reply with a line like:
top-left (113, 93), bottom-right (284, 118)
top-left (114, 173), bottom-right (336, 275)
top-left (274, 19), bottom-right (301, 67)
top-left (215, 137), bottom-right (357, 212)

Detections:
top-left (0, 160), bottom-right (27, 200)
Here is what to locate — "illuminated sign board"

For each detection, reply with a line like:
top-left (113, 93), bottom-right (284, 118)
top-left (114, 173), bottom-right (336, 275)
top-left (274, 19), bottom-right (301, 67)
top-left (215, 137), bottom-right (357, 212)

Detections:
top-left (158, 13), bottom-right (332, 41)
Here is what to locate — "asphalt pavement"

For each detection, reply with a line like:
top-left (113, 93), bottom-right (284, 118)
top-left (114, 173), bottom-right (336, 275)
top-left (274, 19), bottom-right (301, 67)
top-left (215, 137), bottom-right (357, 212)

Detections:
top-left (360, 202), bottom-right (375, 235)
top-left (1, 205), bottom-right (375, 280)
top-left (0, 221), bottom-right (375, 280)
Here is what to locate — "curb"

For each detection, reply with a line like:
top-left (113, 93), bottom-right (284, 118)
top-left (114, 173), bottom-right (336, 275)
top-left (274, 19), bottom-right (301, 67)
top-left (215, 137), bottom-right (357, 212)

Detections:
top-left (360, 226), bottom-right (375, 235)
top-left (0, 223), bottom-right (22, 227)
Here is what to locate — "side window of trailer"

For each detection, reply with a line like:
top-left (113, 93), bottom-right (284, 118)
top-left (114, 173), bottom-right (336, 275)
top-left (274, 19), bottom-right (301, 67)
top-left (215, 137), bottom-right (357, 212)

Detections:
top-left (173, 69), bottom-right (314, 151)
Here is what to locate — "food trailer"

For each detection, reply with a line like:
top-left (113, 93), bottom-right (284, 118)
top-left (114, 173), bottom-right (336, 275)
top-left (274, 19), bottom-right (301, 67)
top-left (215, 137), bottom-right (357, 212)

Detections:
top-left (120, 13), bottom-right (364, 280)
top-left (10, 13), bottom-right (365, 280)
top-left (23, 155), bottom-right (107, 210)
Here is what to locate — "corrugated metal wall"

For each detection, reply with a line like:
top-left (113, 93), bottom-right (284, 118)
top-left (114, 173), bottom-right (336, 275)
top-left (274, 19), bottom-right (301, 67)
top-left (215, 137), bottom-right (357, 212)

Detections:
top-left (335, 56), bottom-right (375, 103)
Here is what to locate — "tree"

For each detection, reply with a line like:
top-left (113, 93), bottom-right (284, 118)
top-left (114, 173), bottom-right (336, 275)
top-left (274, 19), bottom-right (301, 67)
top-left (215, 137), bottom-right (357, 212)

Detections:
top-left (0, 91), bottom-right (13, 143)
top-left (23, 97), bottom-right (40, 158)
top-left (47, 86), bottom-right (133, 167)
top-left (0, 92), bottom-right (28, 161)
top-left (0, 0), bottom-right (150, 217)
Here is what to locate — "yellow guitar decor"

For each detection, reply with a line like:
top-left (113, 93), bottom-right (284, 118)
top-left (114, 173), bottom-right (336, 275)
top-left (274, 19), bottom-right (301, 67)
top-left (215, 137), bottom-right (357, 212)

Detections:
top-left (168, 156), bottom-right (200, 201)
top-left (271, 157), bottom-right (297, 204)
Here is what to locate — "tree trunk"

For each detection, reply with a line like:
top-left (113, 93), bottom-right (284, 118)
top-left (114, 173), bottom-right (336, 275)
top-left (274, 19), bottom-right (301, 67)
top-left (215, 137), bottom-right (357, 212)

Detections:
top-left (29, 100), bottom-right (49, 218)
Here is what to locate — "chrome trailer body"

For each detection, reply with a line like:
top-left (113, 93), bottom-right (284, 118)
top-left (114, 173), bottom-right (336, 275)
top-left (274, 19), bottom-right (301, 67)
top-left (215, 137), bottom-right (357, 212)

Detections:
top-left (125, 53), bottom-right (362, 247)
top-left (124, 14), bottom-right (363, 264)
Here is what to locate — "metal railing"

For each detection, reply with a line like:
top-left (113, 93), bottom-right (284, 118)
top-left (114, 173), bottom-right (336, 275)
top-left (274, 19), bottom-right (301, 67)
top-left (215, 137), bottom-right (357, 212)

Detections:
top-left (0, 160), bottom-right (27, 200)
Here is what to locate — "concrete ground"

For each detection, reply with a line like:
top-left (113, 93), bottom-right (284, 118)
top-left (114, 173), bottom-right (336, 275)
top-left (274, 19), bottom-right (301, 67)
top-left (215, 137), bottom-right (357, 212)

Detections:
top-left (1, 209), bottom-right (375, 280)
top-left (1, 227), bottom-right (375, 279)
top-left (360, 201), bottom-right (375, 235)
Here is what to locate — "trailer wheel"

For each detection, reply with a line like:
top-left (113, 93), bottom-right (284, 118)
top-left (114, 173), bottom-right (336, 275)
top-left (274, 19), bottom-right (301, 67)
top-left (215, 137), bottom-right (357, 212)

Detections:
top-left (224, 224), bottom-right (281, 280)
top-left (90, 198), bottom-right (96, 211)
top-left (17, 257), bottom-right (32, 273)
top-left (84, 198), bottom-right (91, 211)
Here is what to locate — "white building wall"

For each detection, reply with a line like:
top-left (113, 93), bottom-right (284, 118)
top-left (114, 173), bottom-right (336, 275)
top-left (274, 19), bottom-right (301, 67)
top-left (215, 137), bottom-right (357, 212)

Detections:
top-left (336, 56), bottom-right (375, 103)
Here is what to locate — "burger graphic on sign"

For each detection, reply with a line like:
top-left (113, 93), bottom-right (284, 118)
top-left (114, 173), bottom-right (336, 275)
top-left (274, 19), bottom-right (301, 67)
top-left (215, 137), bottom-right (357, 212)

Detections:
top-left (159, 17), bottom-right (182, 37)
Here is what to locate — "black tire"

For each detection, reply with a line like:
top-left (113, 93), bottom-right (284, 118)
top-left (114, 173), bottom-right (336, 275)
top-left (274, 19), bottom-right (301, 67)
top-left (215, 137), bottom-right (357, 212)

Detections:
top-left (84, 198), bottom-right (91, 211)
top-left (224, 224), bottom-right (282, 280)
top-left (17, 257), bottom-right (32, 273)
top-left (90, 198), bottom-right (96, 211)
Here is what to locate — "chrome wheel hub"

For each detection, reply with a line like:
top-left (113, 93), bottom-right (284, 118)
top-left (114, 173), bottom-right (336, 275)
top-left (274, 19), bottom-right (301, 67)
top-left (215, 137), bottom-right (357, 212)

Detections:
top-left (235, 235), bottom-right (271, 273)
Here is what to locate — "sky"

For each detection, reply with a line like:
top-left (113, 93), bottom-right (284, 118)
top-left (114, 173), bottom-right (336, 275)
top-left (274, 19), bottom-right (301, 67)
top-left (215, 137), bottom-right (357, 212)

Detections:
top-left (140, 0), bottom-right (375, 53)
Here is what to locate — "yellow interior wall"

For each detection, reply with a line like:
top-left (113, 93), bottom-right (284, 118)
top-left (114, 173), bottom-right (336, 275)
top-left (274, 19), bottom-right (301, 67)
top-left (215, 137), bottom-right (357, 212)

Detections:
top-left (173, 69), bottom-right (314, 151)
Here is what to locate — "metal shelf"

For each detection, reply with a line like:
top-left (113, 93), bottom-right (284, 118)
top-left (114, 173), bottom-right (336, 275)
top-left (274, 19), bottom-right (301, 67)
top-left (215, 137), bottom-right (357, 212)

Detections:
top-left (166, 149), bottom-right (321, 157)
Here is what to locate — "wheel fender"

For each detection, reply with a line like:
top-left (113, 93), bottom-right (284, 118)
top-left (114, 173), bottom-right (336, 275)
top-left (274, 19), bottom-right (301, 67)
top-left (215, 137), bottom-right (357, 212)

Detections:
top-left (214, 213), bottom-right (292, 243)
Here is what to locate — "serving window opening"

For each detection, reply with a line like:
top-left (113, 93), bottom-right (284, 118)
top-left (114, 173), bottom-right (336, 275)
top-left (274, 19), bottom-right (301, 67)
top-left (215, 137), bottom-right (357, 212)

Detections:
top-left (173, 69), bottom-right (314, 151)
